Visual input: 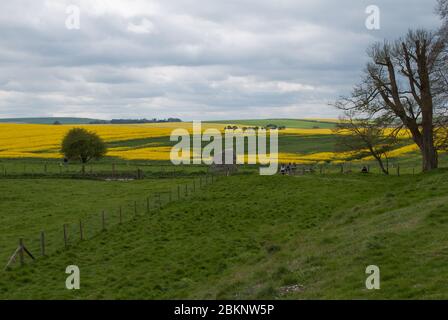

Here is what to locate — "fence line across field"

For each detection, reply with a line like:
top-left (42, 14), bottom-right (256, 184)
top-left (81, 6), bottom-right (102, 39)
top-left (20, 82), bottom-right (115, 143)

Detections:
top-left (3, 173), bottom-right (219, 270)
top-left (0, 160), bottom-right (423, 178)
top-left (0, 161), bottom-right (215, 178)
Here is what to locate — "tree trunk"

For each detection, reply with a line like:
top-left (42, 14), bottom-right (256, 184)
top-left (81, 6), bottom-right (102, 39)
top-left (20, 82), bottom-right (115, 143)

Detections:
top-left (378, 158), bottom-right (389, 175)
top-left (407, 123), bottom-right (438, 172)
top-left (420, 102), bottom-right (438, 171)
top-left (372, 153), bottom-right (389, 175)
top-left (417, 40), bottom-right (439, 172)
top-left (420, 140), bottom-right (438, 171)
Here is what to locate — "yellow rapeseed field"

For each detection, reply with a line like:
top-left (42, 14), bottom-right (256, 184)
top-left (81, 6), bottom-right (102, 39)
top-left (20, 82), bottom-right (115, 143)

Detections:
top-left (0, 123), bottom-right (419, 163)
top-left (0, 123), bottom-right (226, 160)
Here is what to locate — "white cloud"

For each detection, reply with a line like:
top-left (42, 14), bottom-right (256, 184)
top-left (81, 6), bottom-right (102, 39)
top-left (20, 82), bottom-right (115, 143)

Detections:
top-left (127, 18), bottom-right (156, 34)
top-left (210, 76), bottom-right (316, 93)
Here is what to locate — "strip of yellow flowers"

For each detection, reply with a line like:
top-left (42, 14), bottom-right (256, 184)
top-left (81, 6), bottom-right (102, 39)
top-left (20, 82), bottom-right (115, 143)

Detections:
top-left (0, 123), bottom-right (419, 163)
top-left (0, 123), bottom-right (226, 159)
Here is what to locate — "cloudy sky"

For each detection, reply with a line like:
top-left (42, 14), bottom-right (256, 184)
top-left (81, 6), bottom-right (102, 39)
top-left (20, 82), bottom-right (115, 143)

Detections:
top-left (0, 0), bottom-right (442, 120)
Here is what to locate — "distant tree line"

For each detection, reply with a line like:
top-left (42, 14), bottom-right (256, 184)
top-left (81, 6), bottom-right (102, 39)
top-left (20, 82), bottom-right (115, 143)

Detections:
top-left (89, 118), bottom-right (182, 124)
top-left (225, 124), bottom-right (286, 130)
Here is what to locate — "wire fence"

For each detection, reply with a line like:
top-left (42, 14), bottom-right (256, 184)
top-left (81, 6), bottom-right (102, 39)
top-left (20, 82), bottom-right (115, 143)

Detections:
top-left (3, 174), bottom-right (219, 270)
top-left (275, 161), bottom-right (426, 176)
top-left (0, 158), bottom-right (432, 179)
top-left (0, 161), bottom-right (212, 179)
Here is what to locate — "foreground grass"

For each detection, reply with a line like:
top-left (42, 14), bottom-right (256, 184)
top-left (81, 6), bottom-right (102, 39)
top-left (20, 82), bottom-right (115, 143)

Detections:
top-left (0, 177), bottom-right (197, 263)
top-left (1, 170), bottom-right (447, 299)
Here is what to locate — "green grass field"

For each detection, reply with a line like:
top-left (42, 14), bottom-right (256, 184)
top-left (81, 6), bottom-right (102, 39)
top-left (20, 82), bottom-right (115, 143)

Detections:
top-left (0, 168), bottom-right (447, 299)
top-left (0, 176), bottom-right (202, 263)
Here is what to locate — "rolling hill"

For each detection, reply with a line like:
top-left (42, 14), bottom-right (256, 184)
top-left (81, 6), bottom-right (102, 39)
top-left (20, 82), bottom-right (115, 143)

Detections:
top-left (0, 117), bottom-right (103, 124)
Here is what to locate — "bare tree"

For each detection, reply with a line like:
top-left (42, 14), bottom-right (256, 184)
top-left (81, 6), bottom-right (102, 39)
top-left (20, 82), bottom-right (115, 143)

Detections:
top-left (336, 29), bottom-right (447, 172)
top-left (437, 0), bottom-right (448, 78)
top-left (334, 113), bottom-right (398, 175)
top-left (438, 0), bottom-right (448, 22)
top-left (436, 0), bottom-right (448, 149)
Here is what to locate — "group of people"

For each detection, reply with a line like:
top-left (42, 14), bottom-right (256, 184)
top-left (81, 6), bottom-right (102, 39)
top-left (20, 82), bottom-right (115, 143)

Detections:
top-left (279, 162), bottom-right (297, 175)
top-left (279, 163), bottom-right (370, 175)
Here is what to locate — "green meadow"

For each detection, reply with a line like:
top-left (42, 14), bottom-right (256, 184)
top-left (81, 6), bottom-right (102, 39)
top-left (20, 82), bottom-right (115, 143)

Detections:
top-left (0, 170), bottom-right (447, 299)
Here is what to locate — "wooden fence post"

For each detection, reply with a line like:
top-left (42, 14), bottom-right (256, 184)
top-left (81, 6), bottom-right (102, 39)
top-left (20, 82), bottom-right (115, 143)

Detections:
top-left (63, 224), bottom-right (68, 248)
top-left (79, 220), bottom-right (84, 240)
top-left (178, 185), bottom-right (181, 199)
top-left (136, 169), bottom-right (142, 180)
top-left (19, 238), bottom-right (24, 266)
top-left (102, 211), bottom-right (106, 231)
top-left (40, 231), bottom-right (46, 256)
top-left (397, 164), bottom-right (400, 176)
top-left (156, 193), bottom-right (161, 209)
top-left (185, 184), bottom-right (188, 196)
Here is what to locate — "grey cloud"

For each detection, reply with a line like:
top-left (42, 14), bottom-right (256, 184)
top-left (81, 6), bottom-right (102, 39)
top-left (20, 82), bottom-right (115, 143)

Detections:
top-left (0, 0), bottom-right (442, 120)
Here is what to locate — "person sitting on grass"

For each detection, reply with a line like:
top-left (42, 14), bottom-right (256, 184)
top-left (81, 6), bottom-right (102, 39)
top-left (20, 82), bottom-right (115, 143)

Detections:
top-left (361, 166), bottom-right (369, 174)
top-left (280, 164), bottom-right (286, 175)
top-left (292, 162), bottom-right (297, 174)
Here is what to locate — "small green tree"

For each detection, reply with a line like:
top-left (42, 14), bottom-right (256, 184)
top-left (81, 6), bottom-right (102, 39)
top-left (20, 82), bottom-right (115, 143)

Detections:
top-left (61, 128), bottom-right (107, 173)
